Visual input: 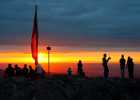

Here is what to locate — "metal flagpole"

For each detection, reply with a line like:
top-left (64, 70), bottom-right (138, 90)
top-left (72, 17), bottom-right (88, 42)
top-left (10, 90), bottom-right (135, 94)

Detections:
top-left (47, 46), bottom-right (51, 76)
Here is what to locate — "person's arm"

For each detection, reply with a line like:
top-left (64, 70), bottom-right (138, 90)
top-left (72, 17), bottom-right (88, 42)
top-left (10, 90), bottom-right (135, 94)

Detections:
top-left (119, 59), bottom-right (121, 64)
top-left (107, 57), bottom-right (111, 62)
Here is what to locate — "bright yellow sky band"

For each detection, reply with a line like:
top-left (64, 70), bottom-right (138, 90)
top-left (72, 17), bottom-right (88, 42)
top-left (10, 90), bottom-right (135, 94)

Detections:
top-left (0, 51), bottom-right (140, 64)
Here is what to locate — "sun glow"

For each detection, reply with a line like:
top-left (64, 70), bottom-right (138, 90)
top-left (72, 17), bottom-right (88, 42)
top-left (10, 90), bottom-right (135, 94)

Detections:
top-left (0, 51), bottom-right (140, 64)
top-left (38, 53), bottom-right (47, 63)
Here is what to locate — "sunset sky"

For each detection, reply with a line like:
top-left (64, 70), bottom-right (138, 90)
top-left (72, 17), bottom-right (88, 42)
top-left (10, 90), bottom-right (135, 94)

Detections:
top-left (0, 0), bottom-right (140, 64)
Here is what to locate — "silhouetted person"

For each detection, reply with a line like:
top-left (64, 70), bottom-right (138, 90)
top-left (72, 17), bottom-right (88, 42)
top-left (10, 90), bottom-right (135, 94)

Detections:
top-left (22, 64), bottom-right (29, 77)
top-left (102, 53), bottom-right (111, 78)
top-left (127, 57), bottom-right (134, 79)
top-left (5, 64), bottom-right (14, 77)
top-left (35, 64), bottom-right (45, 79)
top-left (67, 67), bottom-right (72, 80)
top-left (14, 64), bottom-right (22, 77)
top-left (77, 60), bottom-right (85, 77)
top-left (28, 65), bottom-right (35, 79)
top-left (119, 54), bottom-right (126, 78)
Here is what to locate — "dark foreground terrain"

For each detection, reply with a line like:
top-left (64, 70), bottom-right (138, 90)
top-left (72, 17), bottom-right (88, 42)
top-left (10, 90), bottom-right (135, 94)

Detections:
top-left (0, 75), bottom-right (140, 100)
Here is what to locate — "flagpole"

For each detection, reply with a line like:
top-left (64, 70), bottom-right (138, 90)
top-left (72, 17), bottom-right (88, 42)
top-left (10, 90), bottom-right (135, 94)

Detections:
top-left (47, 46), bottom-right (51, 76)
top-left (33, 0), bottom-right (36, 4)
top-left (35, 4), bottom-right (38, 66)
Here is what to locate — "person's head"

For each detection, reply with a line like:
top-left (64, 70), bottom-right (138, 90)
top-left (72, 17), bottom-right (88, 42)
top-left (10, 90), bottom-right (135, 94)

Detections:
top-left (24, 64), bottom-right (27, 68)
top-left (104, 53), bottom-right (107, 57)
top-left (29, 65), bottom-right (32, 69)
top-left (68, 67), bottom-right (71, 70)
top-left (121, 54), bottom-right (124, 58)
top-left (8, 64), bottom-right (12, 68)
top-left (128, 56), bottom-right (131, 60)
top-left (15, 64), bottom-right (18, 68)
top-left (78, 60), bottom-right (82, 63)
top-left (130, 57), bottom-right (133, 61)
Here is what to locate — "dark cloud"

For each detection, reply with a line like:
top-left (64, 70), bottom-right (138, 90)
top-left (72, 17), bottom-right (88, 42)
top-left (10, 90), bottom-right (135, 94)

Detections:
top-left (0, 0), bottom-right (140, 48)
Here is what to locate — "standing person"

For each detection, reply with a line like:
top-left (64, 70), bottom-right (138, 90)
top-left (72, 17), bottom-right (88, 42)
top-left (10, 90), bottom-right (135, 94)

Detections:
top-left (127, 57), bottom-right (134, 79)
top-left (77, 60), bottom-right (85, 77)
top-left (102, 53), bottom-right (111, 79)
top-left (119, 54), bottom-right (126, 78)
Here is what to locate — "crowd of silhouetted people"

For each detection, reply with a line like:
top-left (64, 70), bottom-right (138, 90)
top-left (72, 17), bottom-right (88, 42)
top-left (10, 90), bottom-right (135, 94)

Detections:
top-left (4, 53), bottom-right (135, 80)
top-left (5, 64), bottom-right (46, 80)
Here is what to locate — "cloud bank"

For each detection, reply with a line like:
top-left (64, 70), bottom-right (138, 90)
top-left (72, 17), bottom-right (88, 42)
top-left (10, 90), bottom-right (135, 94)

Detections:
top-left (0, 0), bottom-right (140, 48)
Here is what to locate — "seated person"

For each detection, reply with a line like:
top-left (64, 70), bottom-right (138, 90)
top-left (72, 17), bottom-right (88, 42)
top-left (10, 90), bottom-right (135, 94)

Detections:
top-left (35, 64), bottom-right (45, 79)
top-left (5, 64), bottom-right (14, 77)
top-left (67, 67), bottom-right (72, 80)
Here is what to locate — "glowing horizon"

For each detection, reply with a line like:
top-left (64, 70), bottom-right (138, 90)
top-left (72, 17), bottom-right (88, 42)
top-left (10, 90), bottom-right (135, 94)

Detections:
top-left (0, 51), bottom-right (140, 64)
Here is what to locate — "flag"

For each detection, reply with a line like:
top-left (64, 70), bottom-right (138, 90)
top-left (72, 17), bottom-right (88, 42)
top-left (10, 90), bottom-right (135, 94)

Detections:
top-left (31, 5), bottom-right (38, 65)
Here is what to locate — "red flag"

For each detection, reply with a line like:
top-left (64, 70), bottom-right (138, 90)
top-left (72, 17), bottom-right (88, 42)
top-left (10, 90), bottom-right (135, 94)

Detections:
top-left (31, 5), bottom-right (38, 65)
